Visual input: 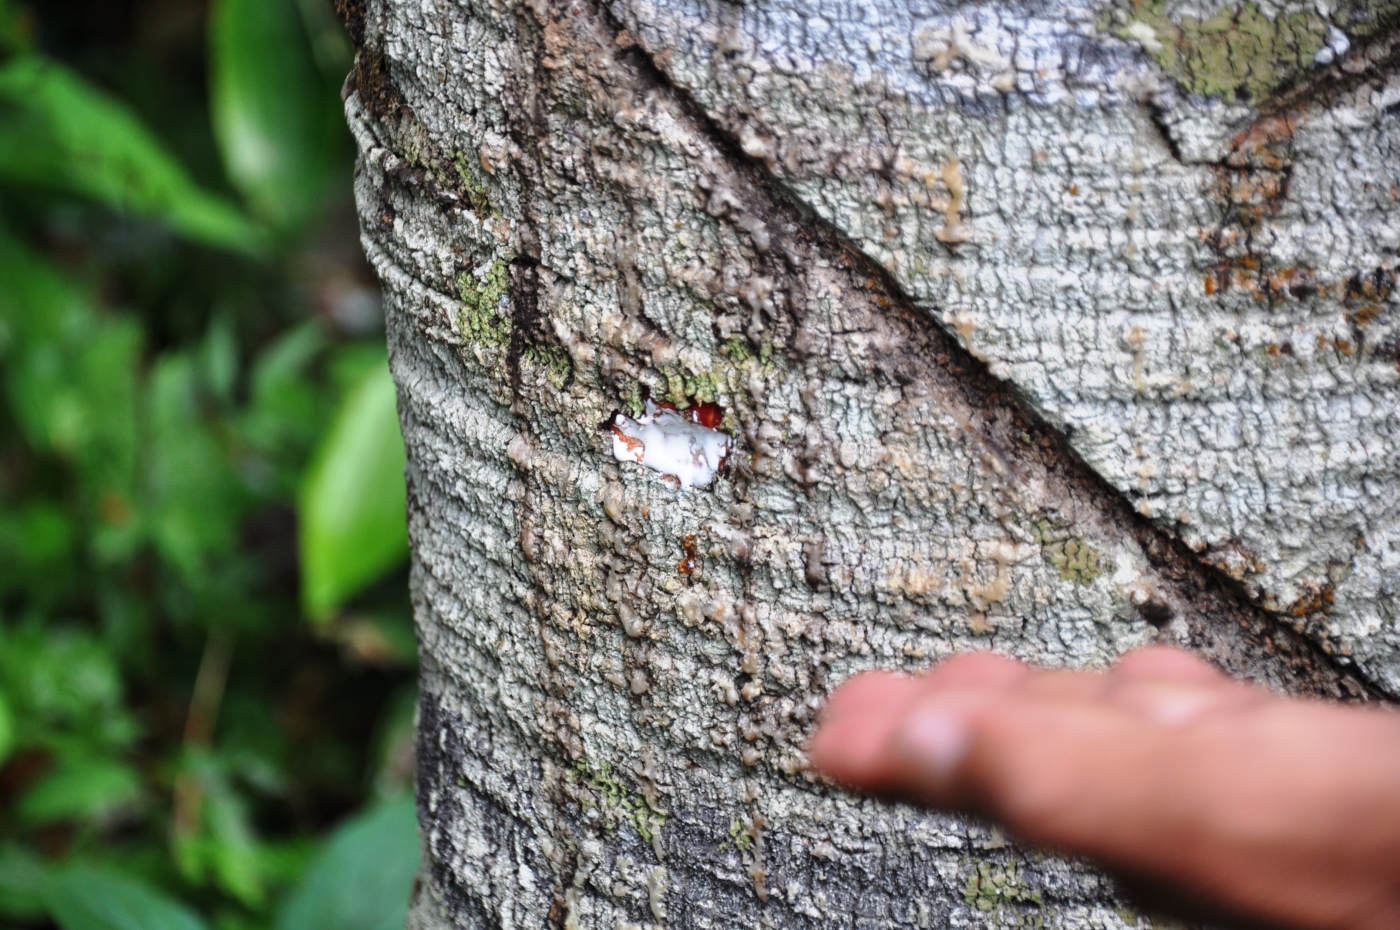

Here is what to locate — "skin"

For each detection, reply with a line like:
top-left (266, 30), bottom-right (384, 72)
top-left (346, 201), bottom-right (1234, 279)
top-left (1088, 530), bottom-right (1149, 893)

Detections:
top-left (806, 647), bottom-right (1400, 930)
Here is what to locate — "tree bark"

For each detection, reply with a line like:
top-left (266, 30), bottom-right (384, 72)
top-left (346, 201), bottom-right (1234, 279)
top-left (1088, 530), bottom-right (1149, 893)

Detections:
top-left (341, 0), bottom-right (1400, 925)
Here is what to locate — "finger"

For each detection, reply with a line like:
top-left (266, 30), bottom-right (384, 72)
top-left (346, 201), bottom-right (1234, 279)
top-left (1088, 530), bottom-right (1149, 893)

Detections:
top-left (873, 689), bottom-right (997, 802)
top-left (885, 687), bottom-right (1400, 930)
top-left (883, 689), bottom-right (1148, 830)
top-left (1104, 649), bottom-right (1261, 726)
top-left (1103, 676), bottom-right (1267, 727)
top-left (807, 671), bottom-right (926, 787)
top-left (1006, 665), bottom-right (1113, 704)
top-left (917, 650), bottom-right (1030, 690)
top-left (1110, 646), bottom-right (1225, 684)
top-left (818, 670), bottom-right (922, 724)
top-left (828, 658), bottom-right (1400, 930)
top-left (809, 654), bottom-right (1029, 790)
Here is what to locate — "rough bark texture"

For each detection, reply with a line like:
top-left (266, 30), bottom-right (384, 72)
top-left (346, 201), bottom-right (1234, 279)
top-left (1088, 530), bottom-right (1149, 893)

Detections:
top-left (342, 0), bottom-right (1399, 925)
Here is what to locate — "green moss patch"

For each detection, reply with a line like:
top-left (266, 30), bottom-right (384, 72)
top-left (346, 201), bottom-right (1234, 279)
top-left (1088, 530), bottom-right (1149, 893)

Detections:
top-left (456, 257), bottom-right (512, 348)
top-left (568, 759), bottom-right (666, 842)
top-left (452, 152), bottom-right (496, 218)
top-left (963, 860), bottom-right (1043, 912)
top-left (1107, 0), bottom-right (1359, 102)
top-left (1031, 519), bottom-right (1106, 586)
top-left (521, 344), bottom-right (573, 389)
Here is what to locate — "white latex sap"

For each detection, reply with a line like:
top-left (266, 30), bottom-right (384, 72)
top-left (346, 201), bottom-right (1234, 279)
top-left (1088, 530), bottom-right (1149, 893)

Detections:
top-left (610, 401), bottom-right (732, 489)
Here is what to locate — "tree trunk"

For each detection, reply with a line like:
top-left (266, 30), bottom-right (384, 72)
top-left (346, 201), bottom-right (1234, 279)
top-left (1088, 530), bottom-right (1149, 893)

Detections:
top-left (340, 0), bottom-right (1400, 923)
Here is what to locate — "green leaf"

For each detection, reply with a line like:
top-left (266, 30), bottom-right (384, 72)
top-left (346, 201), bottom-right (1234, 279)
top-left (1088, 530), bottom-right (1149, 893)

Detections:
top-left (0, 625), bottom-right (129, 736)
top-left (203, 787), bottom-right (265, 907)
top-left (8, 326), bottom-right (140, 472)
top-left (275, 796), bottom-right (419, 930)
top-left (18, 757), bottom-right (142, 825)
top-left (0, 233), bottom-right (143, 564)
top-left (199, 315), bottom-right (239, 404)
top-left (1, 499), bottom-right (73, 572)
top-left (250, 323), bottom-right (324, 401)
top-left (209, 0), bottom-right (341, 229)
top-left (0, 691), bottom-right (13, 768)
top-left (298, 358), bottom-right (407, 622)
top-left (8, 325), bottom-right (142, 497)
top-left (0, 843), bottom-right (48, 920)
top-left (241, 322), bottom-right (326, 481)
top-left (0, 56), bottom-right (261, 252)
top-left (172, 750), bottom-right (266, 908)
top-left (45, 865), bottom-right (208, 930)
top-left (293, 0), bottom-right (353, 78)
top-left (145, 354), bottom-right (245, 579)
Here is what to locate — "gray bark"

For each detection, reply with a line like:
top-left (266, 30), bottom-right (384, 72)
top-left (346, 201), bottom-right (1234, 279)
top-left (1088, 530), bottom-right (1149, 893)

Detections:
top-left (341, 0), bottom-right (1400, 925)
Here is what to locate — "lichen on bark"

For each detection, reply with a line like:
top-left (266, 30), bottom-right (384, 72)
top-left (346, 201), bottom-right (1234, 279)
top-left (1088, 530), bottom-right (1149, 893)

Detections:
top-left (1107, 0), bottom-right (1328, 101)
top-left (456, 257), bottom-right (513, 349)
top-left (1107, 0), bottom-right (1400, 102)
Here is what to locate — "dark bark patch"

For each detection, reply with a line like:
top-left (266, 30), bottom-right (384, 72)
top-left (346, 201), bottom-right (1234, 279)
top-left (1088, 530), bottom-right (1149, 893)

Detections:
top-left (333, 0), bottom-right (365, 49)
top-left (506, 254), bottom-right (550, 400)
top-left (352, 50), bottom-right (411, 127)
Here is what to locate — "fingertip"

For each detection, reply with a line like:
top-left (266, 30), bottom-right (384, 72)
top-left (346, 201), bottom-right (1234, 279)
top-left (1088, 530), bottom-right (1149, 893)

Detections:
top-left (805, 716), bottom-right (861, 782)
top-left (806, 711), bottom-right (898, 790)
top-left (808, 653), bottom-right (1029, 795)
top-left (808, 671), bottom-right (925, 788)
top-left (818, 670), bottom-right (922, 724)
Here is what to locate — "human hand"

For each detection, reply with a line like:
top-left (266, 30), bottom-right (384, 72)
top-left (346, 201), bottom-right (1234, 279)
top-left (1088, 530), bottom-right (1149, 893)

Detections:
top-left (807, 647), bottom-right (1400, 930)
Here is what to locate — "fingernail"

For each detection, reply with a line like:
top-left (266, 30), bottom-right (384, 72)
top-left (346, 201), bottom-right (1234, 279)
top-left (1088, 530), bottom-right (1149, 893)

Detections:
top-left (896, 704), bottom-right (972, 783)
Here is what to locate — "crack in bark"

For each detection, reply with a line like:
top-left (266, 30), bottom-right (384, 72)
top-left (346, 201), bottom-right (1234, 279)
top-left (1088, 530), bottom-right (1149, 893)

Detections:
top-left (565, 0), bottom-right (1383, 700)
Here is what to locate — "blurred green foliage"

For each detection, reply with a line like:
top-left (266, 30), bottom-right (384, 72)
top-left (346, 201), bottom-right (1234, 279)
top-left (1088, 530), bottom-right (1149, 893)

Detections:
top-left (0, 0), bottom-right (419, 926)
top-left (209, 0), bottom-right (342, 231)
top-left (300, 363), bottom-right (407, 624)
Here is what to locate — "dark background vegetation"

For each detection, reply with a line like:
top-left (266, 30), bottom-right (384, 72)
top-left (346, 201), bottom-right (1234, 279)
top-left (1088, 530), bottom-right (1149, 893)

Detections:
top-left (0, 0), bottom-right (423, 926)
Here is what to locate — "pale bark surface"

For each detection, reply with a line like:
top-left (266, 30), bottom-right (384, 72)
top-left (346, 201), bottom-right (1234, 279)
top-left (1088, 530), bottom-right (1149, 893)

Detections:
top-left (339, 0), bottom-right (1398, 925)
